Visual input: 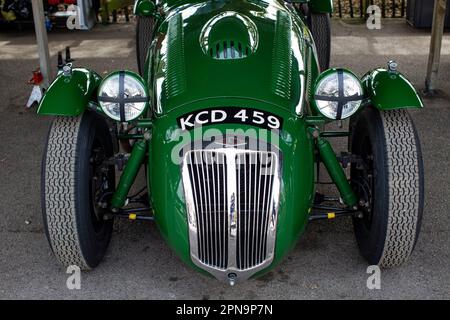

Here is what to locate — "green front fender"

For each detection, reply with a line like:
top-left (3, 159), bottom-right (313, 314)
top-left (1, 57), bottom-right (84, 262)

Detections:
top-left (362, 69), bottom-right (424, 111)
top-left (291, 0), bottom-right (333, 13)
top-left (309, 0), bottom-right (333, 13)
top-left (133, 0), bottom-right (156, 16)
top-left (37, 68), bottom-right (102, 116)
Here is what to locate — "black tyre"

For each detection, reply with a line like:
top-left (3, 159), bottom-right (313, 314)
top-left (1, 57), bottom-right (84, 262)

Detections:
top-left (42, 112), bottom-right (115, 269)
top-left (310, 13), bottom-right (331, 71)
top-left (350, 107), bottom-right (424, 267)
top-left (136, 16), bottom-right (156, 76)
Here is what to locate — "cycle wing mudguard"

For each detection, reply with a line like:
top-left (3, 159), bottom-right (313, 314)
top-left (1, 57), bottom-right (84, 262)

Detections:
top-left (37, 68), bottom-right (102, 116)
top-left (362, 68), bottom-right (424, 111)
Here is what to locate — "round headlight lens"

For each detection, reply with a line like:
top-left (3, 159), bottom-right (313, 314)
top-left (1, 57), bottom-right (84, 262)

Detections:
top-left (98, 71), bottom-right (148, 122)
top-left (314, 70), bottom-right (364, 120)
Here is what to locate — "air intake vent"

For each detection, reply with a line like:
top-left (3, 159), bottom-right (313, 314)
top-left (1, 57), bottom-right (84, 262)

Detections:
top-left (209, 40), bottom-right (250, 60)
top-left (200, 11), bottom-right (259, 61)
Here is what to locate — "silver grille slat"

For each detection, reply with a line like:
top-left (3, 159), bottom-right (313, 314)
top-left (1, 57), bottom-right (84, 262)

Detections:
top-left (235, 153), bottom-right (276, 269)
top-left (182, 148), bottom-right (280, 283)
top-left (185, 151), bottom-right (228, 268)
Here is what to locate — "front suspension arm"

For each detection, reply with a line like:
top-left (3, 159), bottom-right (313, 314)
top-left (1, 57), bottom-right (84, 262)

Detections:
top-left (110, 139), bottom-right (148, 209)
top-left (310, 128), bottom-right (358, 208)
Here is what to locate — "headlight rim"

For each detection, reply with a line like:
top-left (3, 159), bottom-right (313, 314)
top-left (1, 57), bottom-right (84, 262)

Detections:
top-left (97, 70), bottom-right (149, 122)
top-left (312, 68), bottom-right (365, 120)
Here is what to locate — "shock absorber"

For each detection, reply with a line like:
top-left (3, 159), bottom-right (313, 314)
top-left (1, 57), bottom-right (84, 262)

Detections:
top-left (110, 136), bottom-right (148, 210)
top-left (310, 128), bottom-right (358, 208)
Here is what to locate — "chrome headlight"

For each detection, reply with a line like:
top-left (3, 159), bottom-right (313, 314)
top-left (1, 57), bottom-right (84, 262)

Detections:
top-left (98, 71), bottom-right (149, 122)
top-left (313, 69), bottom-right (364, 120)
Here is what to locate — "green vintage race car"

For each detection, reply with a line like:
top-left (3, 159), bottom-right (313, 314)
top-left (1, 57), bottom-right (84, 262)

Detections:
top-left (38, 0), bottom-right (424, 285)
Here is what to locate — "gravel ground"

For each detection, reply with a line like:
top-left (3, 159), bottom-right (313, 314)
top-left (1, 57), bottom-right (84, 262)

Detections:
top-left (0, 19), bottom-right (448, 300)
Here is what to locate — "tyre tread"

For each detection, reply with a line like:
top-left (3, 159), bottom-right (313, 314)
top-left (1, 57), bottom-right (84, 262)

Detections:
top-left (43, 116), bottom-right (90, 270)
top-left (137, 16), bottom-right (156, 75)
top-left (379, 110), bottom-right (422, 267)
top-left (311, 13), bottom-right (331, 71)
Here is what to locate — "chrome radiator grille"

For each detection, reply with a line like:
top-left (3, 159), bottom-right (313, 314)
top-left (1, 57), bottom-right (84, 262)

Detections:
top-left (185, 151), bottom-right (228, 269)
top-left (235, 153), bottom-right (276, 270)
top-left (182, 148), bottom-right (280, 283)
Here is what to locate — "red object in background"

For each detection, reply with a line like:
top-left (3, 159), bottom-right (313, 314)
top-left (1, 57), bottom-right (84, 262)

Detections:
top-left (47, 0), bottom-right (77, 4)
top-left (29, 69), bottom-right (43, 85)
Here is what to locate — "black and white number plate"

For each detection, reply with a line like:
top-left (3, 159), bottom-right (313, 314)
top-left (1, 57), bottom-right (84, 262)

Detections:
top-left (177, 107), bottom-right (283, 131)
